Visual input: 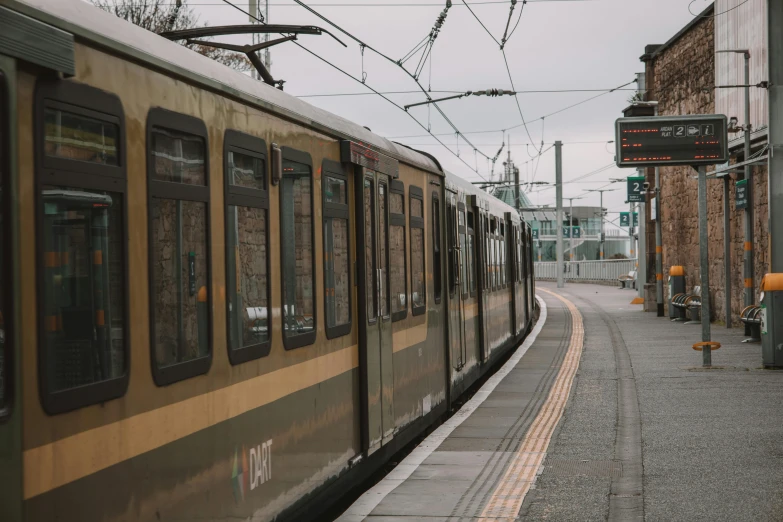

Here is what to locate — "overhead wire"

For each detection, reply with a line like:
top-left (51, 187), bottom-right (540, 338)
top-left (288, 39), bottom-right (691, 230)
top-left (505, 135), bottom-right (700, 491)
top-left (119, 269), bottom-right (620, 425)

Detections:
top-left (219, 0), bottom-right (494, 181)
top-left (288, 0), bottom-right (494, 166)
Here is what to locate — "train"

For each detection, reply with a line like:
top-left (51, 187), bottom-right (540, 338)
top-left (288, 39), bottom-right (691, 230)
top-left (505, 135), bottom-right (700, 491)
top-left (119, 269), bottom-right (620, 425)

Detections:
top-left (0, 0), bottom-right (537, 520)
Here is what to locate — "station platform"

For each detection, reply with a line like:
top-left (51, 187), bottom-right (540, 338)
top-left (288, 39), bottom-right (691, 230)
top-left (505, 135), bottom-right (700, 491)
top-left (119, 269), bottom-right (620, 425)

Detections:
top-left (337, 282), bottom-right (783, 522)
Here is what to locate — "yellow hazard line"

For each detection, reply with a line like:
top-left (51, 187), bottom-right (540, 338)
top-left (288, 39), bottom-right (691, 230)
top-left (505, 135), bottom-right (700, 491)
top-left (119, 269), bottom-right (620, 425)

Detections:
top-left (477, 287), bottom-right (584, 522)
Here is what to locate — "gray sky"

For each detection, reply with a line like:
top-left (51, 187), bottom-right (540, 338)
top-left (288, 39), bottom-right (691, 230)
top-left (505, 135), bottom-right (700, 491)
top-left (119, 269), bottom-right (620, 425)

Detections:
top-left (191, 0), bottom-right (710, 221)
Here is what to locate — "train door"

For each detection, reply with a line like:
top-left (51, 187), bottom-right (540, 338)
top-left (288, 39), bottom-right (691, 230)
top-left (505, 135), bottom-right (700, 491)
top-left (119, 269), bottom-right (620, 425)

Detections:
top-left (0, 52), bottom-right (20, 522)
top-left (446, 190), bottom-right (466, 371)
top-left (356, 169), bottom-right (394, 454)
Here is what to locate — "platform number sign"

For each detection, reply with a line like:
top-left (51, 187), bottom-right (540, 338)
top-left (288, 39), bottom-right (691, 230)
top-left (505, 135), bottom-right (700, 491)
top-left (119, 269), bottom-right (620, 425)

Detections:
top-left (627, 176), bottom-right (645, 203)
top-left (532, 229), bottom-right (539, 240)
top-left (620, 212), bottom-right (630, 227)
top-left (562, 227), bottom-right (580, 238)
top-left (633, 212), bottom-right (639, 227)
top-left (572, 226), bottom-right (581, 238)
top-left (562, 227), bottom-right (570, 239)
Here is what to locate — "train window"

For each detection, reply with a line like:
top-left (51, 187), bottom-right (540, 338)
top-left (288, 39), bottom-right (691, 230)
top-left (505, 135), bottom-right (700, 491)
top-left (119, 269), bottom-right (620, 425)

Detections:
top-left (364, 178), bottom-right (377, 321)
top-left (147, 109), bottom-right (211, 385)
top-left (390, 181), bottom-right (407, 321)
top-left (490, 218), bottom-right (497, 290)
top-left (378, 182), bottom-right (390, 318)
top-left (483, 216), bottom-right (488, 291)
top-left (36, 81), bottom-right (129, 413)
top-left (0, 72), bottom-right (6, 415)
top-left (410, 186), bottom-right (425, 315)
top-left (459, 207), bottom-right (467, 298)
top-left (44, 108), bottom-right (119, 166)
top-left (500, 223), bottom-right (506, 287)
top-left (468, 211), bottom-right (476, 297)
top-left (323, 161), bottom-right (351, 338)
top-left (446, 201), bottom-right (458, 297)
top-left (432, 193), bottom-right (442, 303)
top-left (225, 131), bottom-right (270, 364)
top-left (280, 148), bottom-right (316, 349)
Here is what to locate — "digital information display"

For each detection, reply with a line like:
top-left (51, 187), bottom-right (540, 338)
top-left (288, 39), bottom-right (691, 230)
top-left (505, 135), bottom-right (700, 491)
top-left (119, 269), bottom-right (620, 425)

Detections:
top-left (615, 115), bottom-right (728, 168)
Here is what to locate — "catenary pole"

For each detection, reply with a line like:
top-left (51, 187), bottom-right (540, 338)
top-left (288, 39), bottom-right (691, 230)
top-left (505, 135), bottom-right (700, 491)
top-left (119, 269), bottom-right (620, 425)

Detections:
top-left (556, 141), bottom-right (564, 288)
top-left (743, 51), bottom-right (755, 311)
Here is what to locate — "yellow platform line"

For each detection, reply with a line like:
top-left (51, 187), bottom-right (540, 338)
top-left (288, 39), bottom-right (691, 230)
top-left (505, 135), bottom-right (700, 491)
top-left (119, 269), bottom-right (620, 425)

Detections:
top-left (477, 287), bottom-right (584, 522)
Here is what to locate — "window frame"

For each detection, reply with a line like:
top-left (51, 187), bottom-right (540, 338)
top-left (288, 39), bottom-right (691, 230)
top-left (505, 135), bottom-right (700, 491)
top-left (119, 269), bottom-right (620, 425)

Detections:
top-left (468, 210), bottom-right (477, 298)
top-left (458, 202), bottom-right (468, 299)
top-left (322, 159), bottom-right (352, 338)
top-left (279, 147), bottom-right (317, 350)
top-left (224, 130), bottom-right (271, 364)
top-left (389, 180), bottom-right (407, 322)
top-left (35, 79), bottom-right (130, 413)
top-left (432, 192), bottom-right (442, 304)
top-left (147, 108), bottom-right (212, 386)
top-left (0, 70), bottom-right (10, 420)
top-left (409, 185), bottom-right (426, 316)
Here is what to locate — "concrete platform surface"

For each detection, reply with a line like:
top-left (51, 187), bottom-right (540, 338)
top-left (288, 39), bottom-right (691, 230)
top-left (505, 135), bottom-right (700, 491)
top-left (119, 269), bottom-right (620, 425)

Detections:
top-left (337, 283), bottom-right (783, 522)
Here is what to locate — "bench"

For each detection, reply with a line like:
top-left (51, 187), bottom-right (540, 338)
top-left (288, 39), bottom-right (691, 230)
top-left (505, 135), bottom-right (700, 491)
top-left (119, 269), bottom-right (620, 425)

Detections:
top-left (671, 286), bottom-right (701, 324)
top-left (740, 305), bottom-right (762, 343)
top-left (618, 270), bottom-right (637, 290)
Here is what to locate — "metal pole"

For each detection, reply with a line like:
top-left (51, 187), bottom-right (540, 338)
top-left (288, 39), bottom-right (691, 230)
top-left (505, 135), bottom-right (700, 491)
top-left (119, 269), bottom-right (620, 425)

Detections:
top-left (723, 176), bottom-right (732, 327)
top-left (770, 0), bottom-right (783, 273)
top-left (599, 191), bottom-right (605, 260)
top-left (514, 163), bottom-right (520, 213)
top-left (629, 200), bottom-right (634, 259)
top-left (638, 195), bottom-right (646, 301)
top-left (743, 51), bottom-right (755, 309)
top-left (655, 166), bottom-right (664, 316)
top-left (698, 165), bottom-right (712, 367)
top-left (556, 141), bottom-right (564, 288)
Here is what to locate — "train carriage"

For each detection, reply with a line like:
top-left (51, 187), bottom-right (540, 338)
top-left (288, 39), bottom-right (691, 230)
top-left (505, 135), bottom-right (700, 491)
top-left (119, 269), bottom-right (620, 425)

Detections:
top-left (0, 1), bottom-right (536, 520)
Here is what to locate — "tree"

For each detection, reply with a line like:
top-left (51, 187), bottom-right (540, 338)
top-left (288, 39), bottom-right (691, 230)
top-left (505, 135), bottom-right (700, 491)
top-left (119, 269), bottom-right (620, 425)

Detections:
top-left (91, 0), bottom-right (252, 72)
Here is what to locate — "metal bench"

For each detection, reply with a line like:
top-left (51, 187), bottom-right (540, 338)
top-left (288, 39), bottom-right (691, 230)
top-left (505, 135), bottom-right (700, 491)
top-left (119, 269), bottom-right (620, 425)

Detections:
top-left (618, 270), bottom-right (637, 290)
top-left (671, 286), bottom-right (701, 324)
top-left (740, 305), bottom-right (762, 343)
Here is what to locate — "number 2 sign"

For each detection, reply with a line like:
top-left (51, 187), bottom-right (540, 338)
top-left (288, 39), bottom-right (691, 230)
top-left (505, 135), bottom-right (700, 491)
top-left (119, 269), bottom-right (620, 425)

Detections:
top-left (627, 176), bottom-right (645, 203)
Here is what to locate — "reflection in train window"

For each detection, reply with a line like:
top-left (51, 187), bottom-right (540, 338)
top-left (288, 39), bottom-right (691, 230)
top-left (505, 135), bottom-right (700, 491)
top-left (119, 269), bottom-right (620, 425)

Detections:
top-left (151, 198), bottom-right (209, 365)
top-left (41, 188), bottom-right (125, 392)
top-left (227, 205), bottom-right (268, 348)
top-left (148, 115), bottom-right (211, 384)
top-left (323, 166), bottom-right (351, 338)
top-left (468, 211), bottom-right (476, 296)
top-left (44, 108), bottom-right (119, 165)
top-left (281, 158), bottom-right (315, 346)
top-left (410, 188), bottom-right (425, 314)
top-left (225, 133), bottom-right (270, 363)
top-left (390, 185), bottom-right (406, 320)
top-left (432, 194), bottom-right (442, 303)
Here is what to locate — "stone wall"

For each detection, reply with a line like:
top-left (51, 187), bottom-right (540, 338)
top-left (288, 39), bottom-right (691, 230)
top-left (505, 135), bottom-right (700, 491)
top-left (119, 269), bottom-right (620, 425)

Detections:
top-left (645, 14), bottom-right (769, 325)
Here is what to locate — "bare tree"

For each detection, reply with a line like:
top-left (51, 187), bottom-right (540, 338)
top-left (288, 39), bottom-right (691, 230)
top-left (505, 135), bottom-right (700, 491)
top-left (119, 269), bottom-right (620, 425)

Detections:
top-left (91, 0), bottom-right (252, 72)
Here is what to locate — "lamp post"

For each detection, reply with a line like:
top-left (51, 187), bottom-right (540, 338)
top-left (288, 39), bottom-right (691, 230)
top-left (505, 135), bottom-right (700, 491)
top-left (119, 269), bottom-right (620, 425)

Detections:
top-left (565, 197), bottom-right (584, 266)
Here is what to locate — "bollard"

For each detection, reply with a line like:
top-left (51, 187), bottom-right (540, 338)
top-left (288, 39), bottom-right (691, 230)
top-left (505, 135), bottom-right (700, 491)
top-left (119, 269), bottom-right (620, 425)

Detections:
top-left (198, 286), bottom-right (209, 357)
top-left (669, 266), bottom-right (686, 321)
top-left (761, 274), bottom-right (783, 368)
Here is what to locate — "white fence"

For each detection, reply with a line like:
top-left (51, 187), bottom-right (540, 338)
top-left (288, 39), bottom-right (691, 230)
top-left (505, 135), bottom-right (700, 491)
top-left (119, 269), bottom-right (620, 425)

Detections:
top-left (534, 259), bottom-right (637, 281)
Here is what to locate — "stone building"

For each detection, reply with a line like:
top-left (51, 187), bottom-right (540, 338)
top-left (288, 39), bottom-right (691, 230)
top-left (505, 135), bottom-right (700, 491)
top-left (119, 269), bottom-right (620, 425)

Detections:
top-left (639, 1), bottom-right (769, 324)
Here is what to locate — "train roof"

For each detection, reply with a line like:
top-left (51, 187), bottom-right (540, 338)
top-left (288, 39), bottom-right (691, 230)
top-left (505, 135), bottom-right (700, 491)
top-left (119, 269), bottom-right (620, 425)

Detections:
top-left (6, 0), bottom-right (442, 174)
top-left (6, 0), bottom-right (523, 223)
top-left (444, 170), bottom-right (523, 224)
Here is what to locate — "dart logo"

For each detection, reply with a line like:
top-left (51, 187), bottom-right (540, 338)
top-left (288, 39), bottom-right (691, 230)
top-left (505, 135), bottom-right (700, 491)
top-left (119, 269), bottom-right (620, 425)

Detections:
top-left (232, 439), bottom-right (274, 503)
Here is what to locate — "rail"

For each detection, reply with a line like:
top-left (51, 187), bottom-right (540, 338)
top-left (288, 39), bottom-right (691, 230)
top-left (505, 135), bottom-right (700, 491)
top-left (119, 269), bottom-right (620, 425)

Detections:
top-left (534, 259), bottom-right (638, 281)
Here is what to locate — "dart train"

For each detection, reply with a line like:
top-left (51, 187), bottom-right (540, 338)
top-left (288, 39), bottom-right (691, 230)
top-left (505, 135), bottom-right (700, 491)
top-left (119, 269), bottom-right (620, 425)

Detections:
top-left (0, 0), bottom-right (536, 520)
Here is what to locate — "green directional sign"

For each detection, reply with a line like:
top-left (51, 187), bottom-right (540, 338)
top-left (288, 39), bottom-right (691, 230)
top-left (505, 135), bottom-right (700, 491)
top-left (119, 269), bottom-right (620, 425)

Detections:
top-left (562, 226), bottom-right (570, 239)
top-left (532, 229), bottom-right (539, 240)
top-left (620, 212), bottom-right (630, 227)
top-left (736, 179), bottom-right (748, 210)
top-left (572, 226), bottom-right (581, 239)
top-left (633, 212), bottom-right (639, 227)
top-left (627, 176), bottom-right (645, 202)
